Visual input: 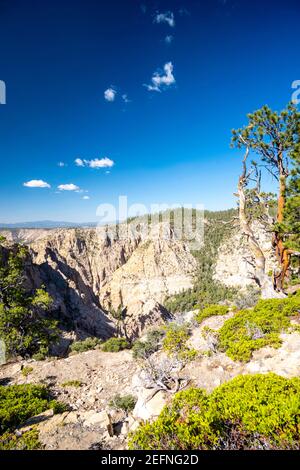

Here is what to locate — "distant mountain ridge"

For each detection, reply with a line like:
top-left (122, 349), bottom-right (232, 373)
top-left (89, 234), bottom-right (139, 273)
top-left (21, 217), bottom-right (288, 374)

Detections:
top-left (0, 220), bottom-right (98, 229)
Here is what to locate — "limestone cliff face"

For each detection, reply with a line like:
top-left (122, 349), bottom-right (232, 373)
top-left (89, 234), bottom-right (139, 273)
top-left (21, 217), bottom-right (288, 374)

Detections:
top-left (0, 225), bottom-right (196, 339)
top-left (214, 221), bottom-right (277, 288)
top-left (0, 220), bottom-right (277, 340)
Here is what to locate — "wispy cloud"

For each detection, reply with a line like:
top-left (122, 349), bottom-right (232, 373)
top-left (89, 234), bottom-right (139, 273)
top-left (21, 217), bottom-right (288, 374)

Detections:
top-left (58, 162), bottom-right (67, 167)
top-left (104, 87), bottom-right (116, 102)
top-left (145, 62), bottom-right (175, 92)
top-left (122, 94), bottom-right (131, 103)
top-left (75, 158), bottom-right (85, 167)
top-left (165, 35), bottom-right (174, 44)
top-left (23, 180), bottom-right (51, 188)
top-left (75, 157), bottom-right (115, 169)
top-left (82, 195), bottom-right (90, 200)
top-left (58, 183), bottom-right (80, 191)
top-left (178, 7), bottom-right (190, 16)
top-left (154, 11), bottom-right (175, 27)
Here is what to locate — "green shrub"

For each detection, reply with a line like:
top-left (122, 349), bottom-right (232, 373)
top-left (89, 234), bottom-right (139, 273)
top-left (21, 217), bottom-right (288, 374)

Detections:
top-left (21, 366), bottom-right (34, 377)
top-left (109, 394), bottom-right (137, 413)
top-left (0, 384), bottom-right (66, 433)
top-left (163, 323), bottom-right (196, 362)
top-left (0, 429), bottom-right (42, 450)
top-left (69, 337), bottom-right (102, 354)
top-left (129, 373), bottom-right (300, 450)
top-left (61, 380), bottom-right (82, 388)
top-left (0, 243), bottom-right (59, 359)
top-left (218, 294), bottom-right (300, 362)
top-left (132, 328), bottom-right (165, 359)
top-left (101, 337), bottom-right (129, 352)
top-left (195, 305), bottom-right (229, 324)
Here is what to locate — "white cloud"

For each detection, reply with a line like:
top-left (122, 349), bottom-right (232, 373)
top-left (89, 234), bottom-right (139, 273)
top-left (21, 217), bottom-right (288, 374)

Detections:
top-left (75, 158), bottom-right (84, 167)
top-left (58, 183), bottom-right (80, 191)
top-left (23, 180), bottom-right (51, 188)
top-left (122, 94), bottom-right (131, 103)
top-left (145, 62), bottom-right (175, 92)
top-left (75, 157), bottom-right (114, 169)
top-left (165, 35), bottom-right (174, 44)
top-left (82, 195), bottom-right (90, 200)
top-left (104, 88), bottom-right (116, 102)
top-left (154, 11), bottom-right (175, 27)
top-left (58, 162), bottom-right (66, 167)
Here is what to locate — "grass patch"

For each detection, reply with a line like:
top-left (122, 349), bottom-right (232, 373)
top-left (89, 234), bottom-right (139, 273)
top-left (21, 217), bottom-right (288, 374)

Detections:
top-left (61, 380), bottom-right (82, 388)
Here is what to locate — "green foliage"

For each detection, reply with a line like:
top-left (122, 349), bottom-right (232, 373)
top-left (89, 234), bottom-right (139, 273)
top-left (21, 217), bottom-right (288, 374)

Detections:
top-left (164, 210), bottom-right (238, 313)
top-left (61, 380), bottom-right (82, 388)
top-left (218, 294), bottom-right (300, 362)
top-left (0, 429), bottom-right (42, 450)
top-left (0, 243), bottom-right (59, 359)
top-left (109, 394), bottom-right (137, 413)
top-left (280, 142), bottom-right (300, 252)
top-left (21, 366), bottom-right (34, 377)
top-left (101, 337), bottom-right (129, 352)
top-left (69, 337), bottom-right (102, 354)
top-left (162, 323), bottom-right (196, 362)
top-left (132, 328), bottom-right (165, 359)
top-left (195, 305), bottom-right (229, 324)
top-left (0, 384), bottom-right (66, 433)
top-left (232, 102), bottom-right (300, 276)
top-left (129, 373), bottom-right (300, 450)
top-left (231, 103), bottom-right (300, 168)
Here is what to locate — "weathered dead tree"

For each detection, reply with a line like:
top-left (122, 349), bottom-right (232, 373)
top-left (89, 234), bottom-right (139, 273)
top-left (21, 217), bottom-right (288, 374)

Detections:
top-left (237, 142), bottom-right (285, 299)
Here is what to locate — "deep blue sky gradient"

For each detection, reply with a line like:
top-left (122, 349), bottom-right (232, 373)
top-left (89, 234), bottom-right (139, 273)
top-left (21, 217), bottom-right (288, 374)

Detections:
top-left (0, 0), bottom-right (299, 222)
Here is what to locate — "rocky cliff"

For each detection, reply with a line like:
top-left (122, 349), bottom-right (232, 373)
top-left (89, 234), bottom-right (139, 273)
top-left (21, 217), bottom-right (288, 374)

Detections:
top-left (0, 217), bottom-right (277, 341)
top-left (0, 223), bottom-right (196, 339)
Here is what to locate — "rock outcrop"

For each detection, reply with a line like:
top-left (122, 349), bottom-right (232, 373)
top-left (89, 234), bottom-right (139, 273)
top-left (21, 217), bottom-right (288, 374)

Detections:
top-left (213, 221), bottom-right (277, 288)
top-left (0, 218), bottom-right (278, 340)
top-left (0, 224), bottom-right (196, 339)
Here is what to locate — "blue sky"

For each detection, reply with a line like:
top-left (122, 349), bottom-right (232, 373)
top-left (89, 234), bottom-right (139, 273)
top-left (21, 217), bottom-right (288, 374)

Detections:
top-left (0, 0), bottom-right (299, 223)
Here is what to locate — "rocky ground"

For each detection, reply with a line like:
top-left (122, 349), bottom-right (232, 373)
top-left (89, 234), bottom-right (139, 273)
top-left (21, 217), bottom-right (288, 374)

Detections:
top-left (1, 311), bottom-right (300, 450)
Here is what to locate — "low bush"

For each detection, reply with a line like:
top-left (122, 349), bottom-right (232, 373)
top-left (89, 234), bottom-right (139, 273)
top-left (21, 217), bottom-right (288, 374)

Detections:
top-left (109, 394), bottom-right (137, 413)
top-left (69, 337), bottom-right (102, 354)
top-left (132, 328), bottom-right (165, 359)
top-left (129, 373), bottom-right (300, 450)
top-left (0, 429), bottom-right (42, 450)
top-left (0, 384), bottom-right (67, 433)
top-left (61, 380), bottom-right (82, 388)
top-left (101, 337), bottom-right (129, 352)
top-left (21, 366), bottom-right (34, 377)
top-left (218, 294), bottom-right (300, 362)
top-left (195, 304), bottom-right (229, 324)
top-left (163, 323), bottom-right (196, 362)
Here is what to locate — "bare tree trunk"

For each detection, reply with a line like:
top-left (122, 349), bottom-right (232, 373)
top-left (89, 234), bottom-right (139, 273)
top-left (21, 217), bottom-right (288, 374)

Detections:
top-left (238, 147), bottom-right (285, 299)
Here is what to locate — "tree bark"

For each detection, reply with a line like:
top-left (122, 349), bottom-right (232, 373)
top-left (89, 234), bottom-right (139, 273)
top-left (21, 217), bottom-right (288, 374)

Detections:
top-left (273, 172), bottom-right (290, 291)
top-left (238, 148), bottom-right (285, 299)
